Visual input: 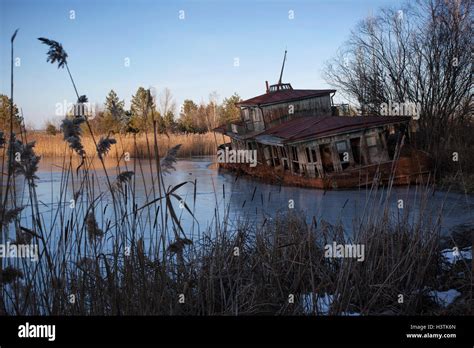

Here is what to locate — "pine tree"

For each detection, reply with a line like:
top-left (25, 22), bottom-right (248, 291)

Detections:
top-left (219, 93), bottom-right (241, 125)
top-left (178, 99), bottom-right (198, 132)
top-left (130, 87), bottom-right (156, 132)
top-left (104, 89), bottom-right (125, 132)
top-left (0, 95), bottom-right (21, 131)
top-left (163, 110), bottom-right (175, 132)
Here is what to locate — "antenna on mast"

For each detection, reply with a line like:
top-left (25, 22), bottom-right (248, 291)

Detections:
top-left (278, 49), bottom-right (287, 85)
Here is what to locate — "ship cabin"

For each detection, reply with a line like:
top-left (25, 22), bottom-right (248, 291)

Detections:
top-left (215, 80), bottom-right (411, 180)
top-left (212, 50), bottom-right (428, 186)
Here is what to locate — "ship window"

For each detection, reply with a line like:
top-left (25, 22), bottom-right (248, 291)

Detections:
top-left (291, 146), bottom-right (300, 173)
top-left (305, 147), bottom-right (311, 163)
top-left (305, 147), bottom-right (318, 163)
top-left (304, 147), bottom-right (319, 177)
top-left (320, 144), bottom-right (334, 173)
top-left (254, 111), bottom-right (260, 122)
top-left (311, 149), bottom-right (317, 162)
top-left (263, 146), bottom-right (272, 166)
top-left (272, 146), bottom-right (281, 167)
top-left (291, 146), bottom-right (299, 161)
top-left (243, 109), bottom-right (250, 121)
top-left (336, 141), bottom-right (347, 152)
top-left (366, 135), bottom-right (380, 163)
top-left (336, 140), bottom-right (350, 169)
top-left (279, 147), bottom-right (289, 170)
top-left (350, 138), bottom-right (364, 165)
top-left (366, 136), bottom-right (377, 147)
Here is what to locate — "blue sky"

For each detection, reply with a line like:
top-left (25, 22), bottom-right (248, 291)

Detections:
top-left (0, 0), bottom-right (402, 128)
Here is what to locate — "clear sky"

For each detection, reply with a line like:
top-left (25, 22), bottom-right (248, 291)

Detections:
top-left (0, 0), bottom-right (402, 128)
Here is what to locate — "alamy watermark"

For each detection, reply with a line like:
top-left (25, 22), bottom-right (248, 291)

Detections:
top-left (380, 101), bottom-right (421, 120)
top-left (55, 99), bottom-right (97, 118)
top-left (217, 147), bottom-right (257, 167)
top-left (362, 101), bottom-right (421, 119)
top-left (18, 322), bottom-right (55, 341)
top-left (0, 242), bottom-right (38, 262)
top-left (324, 242), bottom-right (365, 262)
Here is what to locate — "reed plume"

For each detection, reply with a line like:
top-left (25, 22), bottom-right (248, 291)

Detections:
top-left (1, 266), bottom-right (23, 284)
top-left (61, 116), bottom-right (86, 158)
top-left (7, 136), bottom-right (40, 182)
top-left (97, 136), bottom-right (117, 159)
top-left (0, 205), bottom-right (24, 225)
top-left (86, 211), bottom-right (104, 241)
top-left (160, 144), bottom-right (181, 175)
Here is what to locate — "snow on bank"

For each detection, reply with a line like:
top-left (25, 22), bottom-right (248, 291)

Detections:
top-left (302, 293), bottom-right (361, 315)
top-left (302, 287), bottom-right (461, 314)
top-left (441, 246), bottom-right (472, 264)
top-left (428, 289), bottom-right (461, 307)
top-left (340, 311), bottom-right (361, 316)
top-left (302, 293), bottom-right (334, 315)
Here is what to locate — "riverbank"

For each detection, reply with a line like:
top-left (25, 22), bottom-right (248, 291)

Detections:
top-left (1, 207), bottom-right (471, 315)
top-left (26, 131), bottom-right (225, 158)
top-left (1, 126), bottom-right (472, 316)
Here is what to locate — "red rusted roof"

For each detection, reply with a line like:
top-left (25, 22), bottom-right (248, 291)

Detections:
top-left (213, 124), bottom-right (227, 134)
top-left (237, 89), bottom-right (336, 107)
top-left (213, 120), bottom-right (245, 134)
top-left (262, 115), bottom-right (411, 143)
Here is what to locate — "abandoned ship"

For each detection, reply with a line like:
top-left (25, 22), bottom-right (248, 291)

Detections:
top-left (214, 53), bottom-right (432, 189)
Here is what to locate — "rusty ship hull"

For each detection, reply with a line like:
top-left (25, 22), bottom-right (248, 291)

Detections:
top-left (218, 149), bottom-right (432, 190)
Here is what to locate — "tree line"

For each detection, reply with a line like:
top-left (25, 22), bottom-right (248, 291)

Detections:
top-left (40, 88), bottom-right (242, 135)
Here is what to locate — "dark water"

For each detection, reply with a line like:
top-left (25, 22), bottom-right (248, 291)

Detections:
top-left (12, 156), bottom-right (472, 239)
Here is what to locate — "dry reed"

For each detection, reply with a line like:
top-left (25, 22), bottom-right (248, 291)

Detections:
top-left (29, 131), bottom-right (225, 158)
top-left (0, 126), bottom-right (471, 317)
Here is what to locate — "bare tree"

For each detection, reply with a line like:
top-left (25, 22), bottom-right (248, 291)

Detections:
top-left (324, 0), bottom-right (472, 155)
top-left (207, 91), bottom-right (220, 130)
top-left (158, 88), bottom-right (176, 118)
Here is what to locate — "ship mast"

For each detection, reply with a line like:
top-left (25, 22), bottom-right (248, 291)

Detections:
top-left (278, 50), bottom-right (287, 85)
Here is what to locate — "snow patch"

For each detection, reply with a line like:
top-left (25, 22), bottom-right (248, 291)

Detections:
top-left (441, 247), bottom-right (472, 264)
top-left (429, 289), bottom-right (461, 307)
top-left (340, 311), bottom-right (361, 316)
top-left (302, 293), bottom-right (335, 315)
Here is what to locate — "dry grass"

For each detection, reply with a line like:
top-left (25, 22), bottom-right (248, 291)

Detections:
top-left (0, 126), bottom-right (471, 316)
top-left (29, 131), bottom-right (226, 158)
